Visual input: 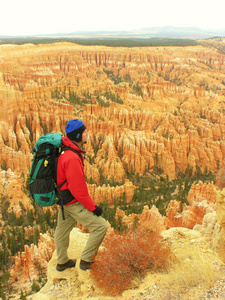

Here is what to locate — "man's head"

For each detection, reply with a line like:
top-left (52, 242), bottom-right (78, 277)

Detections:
top-left (65, 119), bottom-right (87, 143)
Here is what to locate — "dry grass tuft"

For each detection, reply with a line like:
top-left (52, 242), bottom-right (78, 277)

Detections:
top-left (217, 244), bottom-right (225, 263)
top-left (165, 247), bottom-right (218, 295)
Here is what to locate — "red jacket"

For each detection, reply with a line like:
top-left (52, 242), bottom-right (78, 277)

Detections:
top-left (57, 136), bottom-right (96, 211)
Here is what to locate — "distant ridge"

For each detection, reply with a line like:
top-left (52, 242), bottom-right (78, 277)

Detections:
top-left (64, 26), bottom-right (225, 39)
top-left (1, 26), bottom-right (225, 40)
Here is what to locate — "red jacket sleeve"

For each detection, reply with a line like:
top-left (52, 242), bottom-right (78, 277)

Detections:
top-left (59, 152), bottom-right (96, 212)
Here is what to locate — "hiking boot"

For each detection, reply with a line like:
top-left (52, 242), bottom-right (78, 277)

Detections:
top-left (56, 259), bottom-right (77, 271)
top-left (79, 259), bottom-right (93, 271)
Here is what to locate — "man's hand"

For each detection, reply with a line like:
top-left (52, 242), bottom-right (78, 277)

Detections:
top-left (93, 205), bottom-right (103, 216)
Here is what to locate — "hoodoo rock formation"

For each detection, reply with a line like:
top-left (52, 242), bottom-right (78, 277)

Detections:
top-left (1, 39), bottom-right (225, 297)
top-left (1, 41), bottom-right (225, 180)
top-left (10, 233), bottom-right (55, 283)
top-left (115, 181), bottom-right (217, 231)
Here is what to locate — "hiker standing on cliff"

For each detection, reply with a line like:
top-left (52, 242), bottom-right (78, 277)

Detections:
top-left (54, 119), bottom-right (108, 271)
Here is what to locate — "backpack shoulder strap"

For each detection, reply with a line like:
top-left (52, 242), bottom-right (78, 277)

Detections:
top-left (62, 146), bottom-right (84, 166)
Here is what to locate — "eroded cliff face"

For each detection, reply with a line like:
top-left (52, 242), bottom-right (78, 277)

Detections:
top-left (1, 41), bottom-right (225, 180)
top-left (10, 232), bottom-right (55, 283)
top-left (8, 181), bottom-right (221, 293)
top-left (116, 181), bottom-right (217, 231)
top-left (1, 40), bottom-right (225, 293)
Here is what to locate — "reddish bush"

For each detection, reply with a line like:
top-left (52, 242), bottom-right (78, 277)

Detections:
top-left (91, 227), bottom-right (173, 296)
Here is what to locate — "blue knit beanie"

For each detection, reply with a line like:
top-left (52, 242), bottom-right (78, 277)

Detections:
top-left (65, 119), bottom-right (86, 142)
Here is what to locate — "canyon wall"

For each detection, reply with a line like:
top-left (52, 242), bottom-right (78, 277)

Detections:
top-left (1, 40), bottom-right (225, 227)
top-left (116, 181), bottom-right (217, 231)
top-left (1, 42), bottom-right (225, 182)
top-left (1, 39), bottom-right (225, 235)
top-left (10, 232), bottom-right (55, 284)
top-left (1, 39), bottom-right (225, 297)
top-left (9, 181), bottom-right (220, 286)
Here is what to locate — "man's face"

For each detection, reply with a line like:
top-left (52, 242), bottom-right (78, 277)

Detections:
top-left (82, 130), bottom-right (89, 143)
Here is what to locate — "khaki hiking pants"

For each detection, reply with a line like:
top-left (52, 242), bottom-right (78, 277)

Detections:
top-left (54, 202), bottom-right (108, 264)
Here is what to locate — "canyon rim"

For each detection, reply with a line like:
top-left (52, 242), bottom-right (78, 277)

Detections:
top-left (1, 38), bottom-right (225, 298)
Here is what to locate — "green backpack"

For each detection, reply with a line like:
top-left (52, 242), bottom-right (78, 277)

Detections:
top-left (29, 132), bottom-right (80, 218)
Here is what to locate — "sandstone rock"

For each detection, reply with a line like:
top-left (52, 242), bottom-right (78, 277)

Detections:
top-left (2, 40), bottom-right (225, 299)
top-left (115, 205), bottom-right (166, 234)
top-left (95, 134), bottom-right (125, 182)
top-left (87, 179), bottom-right (135, 205)
top-left (187, 181), bottom-right (216, 205)
top-left (214, 186), bottom-right (225, 234)
top-left (182, 200), bottom-right (214, 229)
top-left (27, 228), bottom-right (108, 300)
top-left (165, 200), bottom-right (182, 228)
top-left (84, 160), bottom-right (100, 185)
top-left (193, 210), bottom-right (225, 257)
top-left (166, 182), bottom-right (217, 229)
top-left (116, 182), bottom-right (218, 231)
top-left (10, 233), bottom-right (55, 283)
top-left (47, 228), bottom-right (88, 285)
top-left (1, 42), bottom-right (225, 181)
top-left (0, 169), bottom-right (32, 216)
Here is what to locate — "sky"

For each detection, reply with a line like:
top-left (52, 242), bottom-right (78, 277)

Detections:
top-left (1, 0), bottom-right (225, 36)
